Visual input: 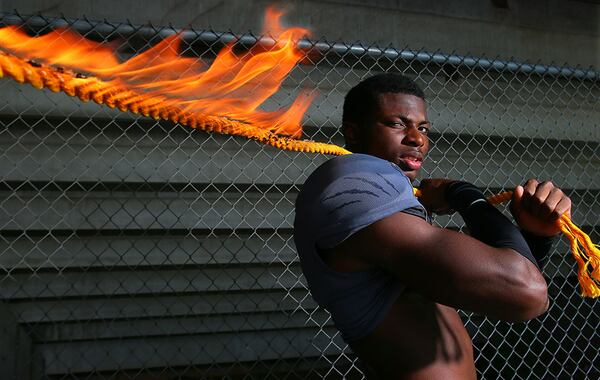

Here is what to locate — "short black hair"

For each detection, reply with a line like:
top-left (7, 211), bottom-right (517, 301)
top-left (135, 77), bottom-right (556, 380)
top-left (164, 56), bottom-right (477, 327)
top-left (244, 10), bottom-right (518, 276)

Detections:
top-left (342, 73), bottom-right (425, 152)
top-left (343, 73), bottom-right (425, 126)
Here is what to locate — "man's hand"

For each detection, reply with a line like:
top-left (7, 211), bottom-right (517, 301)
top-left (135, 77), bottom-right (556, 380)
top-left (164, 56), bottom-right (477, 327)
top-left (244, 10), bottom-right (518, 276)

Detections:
top-left (418, 178), bottom-right (457, 215)
top-left (510, 179), bottom-right (572, 237)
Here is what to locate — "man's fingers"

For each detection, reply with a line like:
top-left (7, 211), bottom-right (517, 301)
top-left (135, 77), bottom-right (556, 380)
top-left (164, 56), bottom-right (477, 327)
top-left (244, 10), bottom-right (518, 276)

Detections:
top-left (513, 185), bottom-right (524, 200)
top-left (523, 179), bottom-right (554, 216)
top-left (554, 196), bottom-right (572, 220)
top-left (510, 185), bottom-right (524, 214)
top-left (537, 187), bottom-right (563, 220)
top-left (519, 179), bottom-right (571, 220)
top-left (521, 179), bottom-right (538, 211)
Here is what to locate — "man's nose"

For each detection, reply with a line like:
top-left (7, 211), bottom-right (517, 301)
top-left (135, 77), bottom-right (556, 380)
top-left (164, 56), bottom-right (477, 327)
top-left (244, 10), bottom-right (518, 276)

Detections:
top-left (403, 125), bottom-right (425, 147)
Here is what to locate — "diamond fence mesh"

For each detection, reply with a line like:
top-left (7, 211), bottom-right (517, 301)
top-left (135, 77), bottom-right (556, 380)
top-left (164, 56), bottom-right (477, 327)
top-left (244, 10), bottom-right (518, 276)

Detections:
top-left (0, 12), bottom-right (598, 380)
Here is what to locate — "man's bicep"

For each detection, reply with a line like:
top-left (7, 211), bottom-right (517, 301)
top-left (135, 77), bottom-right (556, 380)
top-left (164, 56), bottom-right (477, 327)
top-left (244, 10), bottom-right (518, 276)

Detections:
top-left (335, 210), bottom-right (546, 319)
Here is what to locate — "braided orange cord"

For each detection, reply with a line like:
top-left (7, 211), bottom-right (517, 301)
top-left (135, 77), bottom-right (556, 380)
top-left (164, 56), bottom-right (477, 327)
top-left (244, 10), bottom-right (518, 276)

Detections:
top-left (411, 188), bottom-right (514, 204)
top-left (412, 189), bottom-right (514, 205)
top-left (486, 191), bottom-right (514, 205)
top-left (0, 51), bottom-right (352, 156)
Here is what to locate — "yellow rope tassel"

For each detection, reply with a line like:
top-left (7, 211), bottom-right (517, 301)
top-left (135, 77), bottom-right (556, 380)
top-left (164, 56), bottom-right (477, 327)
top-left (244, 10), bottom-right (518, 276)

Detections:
top-left (1, 50), bottom-right (598, 298)
top-left (556, 213), bottom-right (600, 298)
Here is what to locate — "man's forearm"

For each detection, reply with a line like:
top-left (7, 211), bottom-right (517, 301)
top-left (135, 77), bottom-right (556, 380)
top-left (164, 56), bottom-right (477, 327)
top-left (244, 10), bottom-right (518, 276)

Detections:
top-left (520, 229), bottom-right (556, 268)
top-left (446, 181), bottom-right (542, 269)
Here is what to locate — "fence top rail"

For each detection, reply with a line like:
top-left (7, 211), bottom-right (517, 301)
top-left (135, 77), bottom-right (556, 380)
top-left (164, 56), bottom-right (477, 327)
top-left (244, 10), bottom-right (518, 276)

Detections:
top-left (0, 12), bottom-right (597, 81)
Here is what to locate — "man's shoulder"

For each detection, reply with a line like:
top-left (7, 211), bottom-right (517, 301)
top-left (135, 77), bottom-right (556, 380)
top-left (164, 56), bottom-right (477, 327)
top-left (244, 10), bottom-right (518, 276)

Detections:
top-left (294, 153), bottom-right (424, 253)
top-left (295, 153), bottom-right (417, 221)
top-left (311, 153), bottom-right (397, 176)
top-left (300, 153), bottom-right (410, 197)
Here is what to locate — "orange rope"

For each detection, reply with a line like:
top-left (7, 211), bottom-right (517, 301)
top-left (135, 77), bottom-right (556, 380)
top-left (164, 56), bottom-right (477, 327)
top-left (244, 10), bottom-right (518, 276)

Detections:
top-left (1, 50), bottom-right (598, 298)
top-left (0, 51), bottom-right (351, 156)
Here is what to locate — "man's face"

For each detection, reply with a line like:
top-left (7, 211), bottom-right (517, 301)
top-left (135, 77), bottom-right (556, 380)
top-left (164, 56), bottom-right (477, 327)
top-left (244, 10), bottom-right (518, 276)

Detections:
top-left (360, 92), bottom-right (430, 181)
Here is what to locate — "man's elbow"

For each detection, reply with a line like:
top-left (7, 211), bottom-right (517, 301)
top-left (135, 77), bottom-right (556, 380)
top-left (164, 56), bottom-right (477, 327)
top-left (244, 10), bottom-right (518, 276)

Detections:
top-left (507, 262), bottom-right (549, 321)
top-left (514, 278), bottom-right (549, 321)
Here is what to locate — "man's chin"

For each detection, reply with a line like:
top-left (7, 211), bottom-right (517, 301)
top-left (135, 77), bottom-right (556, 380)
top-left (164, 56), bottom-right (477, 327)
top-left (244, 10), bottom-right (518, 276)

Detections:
top-left (401, 169), bottom-right (418, 182)
top-left (394, 162), bottom-right (417, 181)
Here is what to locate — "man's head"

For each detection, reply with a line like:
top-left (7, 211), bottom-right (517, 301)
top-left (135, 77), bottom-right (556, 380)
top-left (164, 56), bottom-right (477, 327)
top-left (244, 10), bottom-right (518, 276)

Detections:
top-left (342, 73), bottom-right (430, 181)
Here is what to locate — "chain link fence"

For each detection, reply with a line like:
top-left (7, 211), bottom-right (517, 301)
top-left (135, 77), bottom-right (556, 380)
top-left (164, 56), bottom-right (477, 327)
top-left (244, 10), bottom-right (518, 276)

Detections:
top-left (0, 12), bottom-right (598, 379)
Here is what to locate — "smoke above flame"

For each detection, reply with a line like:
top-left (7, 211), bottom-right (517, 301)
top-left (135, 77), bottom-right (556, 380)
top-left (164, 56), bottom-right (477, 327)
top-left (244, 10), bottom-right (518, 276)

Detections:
top-left (0, 7), bottom-right (313, 137)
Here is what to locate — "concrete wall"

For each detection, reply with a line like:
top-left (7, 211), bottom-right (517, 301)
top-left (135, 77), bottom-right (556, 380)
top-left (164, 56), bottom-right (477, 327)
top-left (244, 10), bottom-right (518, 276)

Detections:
top-left (0, 301), bottom-right (40, 380)
top-left (1, 0), bottom-right (598, 67)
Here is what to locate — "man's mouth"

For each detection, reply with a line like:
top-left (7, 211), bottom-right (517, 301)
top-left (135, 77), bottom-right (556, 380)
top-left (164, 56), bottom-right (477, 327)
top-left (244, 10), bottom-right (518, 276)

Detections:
top-left (397, 154), bottom-right (423, 171)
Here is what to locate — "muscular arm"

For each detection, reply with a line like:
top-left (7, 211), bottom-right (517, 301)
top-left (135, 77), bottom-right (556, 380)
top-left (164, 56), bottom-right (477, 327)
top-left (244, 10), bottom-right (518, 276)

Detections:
top-left (333, 211), bottom-right (548, 321)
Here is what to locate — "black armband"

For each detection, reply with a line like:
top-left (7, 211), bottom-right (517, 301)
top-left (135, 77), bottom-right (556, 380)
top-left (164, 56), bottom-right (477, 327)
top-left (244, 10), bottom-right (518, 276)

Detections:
top-left (445, 181), bottom-right (487, 213)
top-left (446, 181), bottom-right (541, 269)
top-left (520, 229), bottom-right (556, 268)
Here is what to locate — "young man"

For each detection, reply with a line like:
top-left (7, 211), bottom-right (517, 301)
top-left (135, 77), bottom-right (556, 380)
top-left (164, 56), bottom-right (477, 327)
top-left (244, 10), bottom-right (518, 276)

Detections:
top-left (294, 74), bottom-right (571, 379)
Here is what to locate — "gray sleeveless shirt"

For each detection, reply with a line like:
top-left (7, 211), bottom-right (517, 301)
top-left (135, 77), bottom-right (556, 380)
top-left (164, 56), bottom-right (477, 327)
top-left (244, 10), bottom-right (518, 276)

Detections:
top-left (294, 154), bottom-right (426, 342)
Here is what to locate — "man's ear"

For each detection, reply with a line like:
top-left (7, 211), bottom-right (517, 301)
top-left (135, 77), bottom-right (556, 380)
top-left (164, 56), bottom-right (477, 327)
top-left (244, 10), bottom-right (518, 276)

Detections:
top-left (342, 121), bottom-right (359, 150)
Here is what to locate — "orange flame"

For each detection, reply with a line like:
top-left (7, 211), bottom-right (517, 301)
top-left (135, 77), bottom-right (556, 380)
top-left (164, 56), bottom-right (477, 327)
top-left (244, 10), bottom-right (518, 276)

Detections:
top-left (0, 7), bottom-right (313, 137)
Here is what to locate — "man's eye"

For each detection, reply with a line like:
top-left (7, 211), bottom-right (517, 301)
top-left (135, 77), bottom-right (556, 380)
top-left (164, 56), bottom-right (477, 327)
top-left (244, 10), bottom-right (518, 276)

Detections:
top-left (389, 121), bottom-right (406, 128)
top-left (418, 126), bottom-right (430, 134)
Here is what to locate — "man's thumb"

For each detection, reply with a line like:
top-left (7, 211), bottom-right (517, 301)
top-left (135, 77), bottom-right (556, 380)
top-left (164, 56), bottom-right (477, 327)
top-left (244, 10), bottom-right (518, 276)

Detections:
top-left (511, 185), bottom-right (524, 211)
